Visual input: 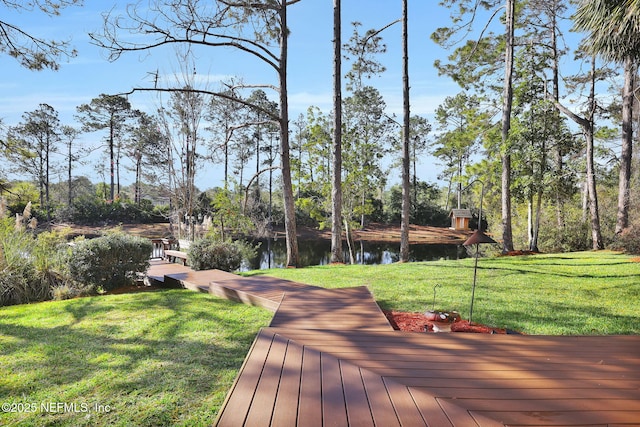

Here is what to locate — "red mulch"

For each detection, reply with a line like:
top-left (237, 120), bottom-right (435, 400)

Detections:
top-left (384, 310), bottom-right (509, 334)
top-left (106, 281), bottom-right (512, 334)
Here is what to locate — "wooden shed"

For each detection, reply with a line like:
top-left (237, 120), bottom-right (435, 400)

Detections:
top-left (450, 208), bottom-right (472, 230)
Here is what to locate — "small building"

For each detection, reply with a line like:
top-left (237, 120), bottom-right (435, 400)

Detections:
top-left (450, 208), bottom-right (472, 230)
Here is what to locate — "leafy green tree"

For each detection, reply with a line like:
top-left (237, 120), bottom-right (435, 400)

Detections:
top-left (432, 93), bottom-right (490, 210)
top-left (59, 125), bottom-right (80, 206)
top-left (76, 94), bottom-right (134, 201)
top-left (408, 116), bottom-right (431, 218)
top-left (523, 0), bottom-right (570, 228)
top-left (92, 0), bottom-right (302, 266)
top-left (342, 86), bottom-right (392, 230)
top-left (157, 86), bottom-right (207, 242)
top-left (510, 41), bottom-right (580, 251)
top-left (4, 104), bottom-right (62, 222)
top-left (552, 51), bottom-right (614, 250)
top-left (287, 108), bottom-right (332, 230)
top-left (433, 0), bottom-right (517, 251)
top-left (207, 87), bottom-right (247, 186)
top-left (385, 181), bottom-right (448, 226)
top-left (243, 89), bottom-right (280, 196)
top-left (342, 21), bottom-right (393, 237)
top-left (127, 111), bottom-right (166, 205)
top-left (1, 181), bottom-right (38, 216)
top-left (210, 186), bottom-right (254, 241)
top-left (574, 0), bottom-right (640, 235)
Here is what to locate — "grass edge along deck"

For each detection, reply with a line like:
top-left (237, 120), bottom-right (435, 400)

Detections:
top-left (146, 261), bottom-right (640, 426)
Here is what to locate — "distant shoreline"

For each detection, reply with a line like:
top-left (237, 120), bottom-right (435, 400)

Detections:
top-left (56, 222), bottom-right (474, 245)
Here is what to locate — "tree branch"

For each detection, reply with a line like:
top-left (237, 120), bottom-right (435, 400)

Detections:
top-left (118, 86), bottom-right (280, 122)
top-left (243, 166), bottom-right (280, 214)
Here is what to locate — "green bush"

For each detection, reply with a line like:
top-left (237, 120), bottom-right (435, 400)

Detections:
top-left (187, 239), bottom-right (245, 271)
top-left (0, 216), bottom-right (55, 306)
top-left (51, 283), bottom-right (94, 300)
top-left (61, 195), bottom-right (166, 224)
top-left (610, 224), bottom-right (640, 254)
top-left (0, 263), bottom-right (47, 306)
top-left (67, 233), bottom-right (152, 292)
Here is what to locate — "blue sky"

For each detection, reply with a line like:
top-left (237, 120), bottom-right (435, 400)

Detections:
top-left (0, 1), bottom-right (581, 190)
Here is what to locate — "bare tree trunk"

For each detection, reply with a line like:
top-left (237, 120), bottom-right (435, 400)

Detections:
top-left (530, 193), bottom-right (542, 252)
top-left (527, 196), bottom-right (533, 248)
top-left (549, 1), bottom-right (565, 230)
top-left (135, 153), bottom-right (142, 205)
top-left (116, 138), bottom-right (121, 199)
top-left (586, 57), bottom-right (604, 250)
top-left (399, 0), bottom-right (411, 262)
top-left (109, 122), bottom-right (115, 201)
top-left (552, 56), bottom-right (603, 250)
top-left (501, 0), bottom-right (515, 252)
top-left (586, 122), bottom-right (603, 249)
top-left (457, 157), bottom-right (462, 209)
top-left (444, 174), bottom-right (453, 213)
top-left (45, 132), bottom-right (51, 223)
top-left (68, 139), bottom-right (72, 205)
top-left (330, 0), bottom-right (344, 264)
top-left (344, 218), bottom-right (355, 264)
top-left (278, 0), bottom-right (299, 267)
top-left (616, 56), bottom-right (635, 235)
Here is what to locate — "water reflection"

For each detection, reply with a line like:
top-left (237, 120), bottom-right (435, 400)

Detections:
top-left (243, 239), bottom-right (467, 270)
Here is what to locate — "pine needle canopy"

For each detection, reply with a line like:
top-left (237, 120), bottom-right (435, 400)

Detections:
top-left (573, 0), bottom-right (640, 62)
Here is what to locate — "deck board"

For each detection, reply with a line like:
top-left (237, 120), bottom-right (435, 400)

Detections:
top-left (339, 361), bottom-right (373, 425)
top-left (217, 329), bottom-right (640, 426)
top-left (271, 339), bottom-right (303, 427)
top-left (145, 261), bottom-right (640, 426)
top-left (215, 330), bottom-right (274, 427)
top-left (298, 346), bottom-right (323, 427)
top-left (269, 286), bottom-right (393, 331)
top-left (359, 368), bottom-right (402, 427)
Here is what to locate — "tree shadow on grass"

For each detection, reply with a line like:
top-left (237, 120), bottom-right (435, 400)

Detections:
top-left (0, 290), bottom-right (270, 426)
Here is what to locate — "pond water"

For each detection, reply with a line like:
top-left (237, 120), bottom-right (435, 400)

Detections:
top-left (242, 238), bottom-right (468, 270)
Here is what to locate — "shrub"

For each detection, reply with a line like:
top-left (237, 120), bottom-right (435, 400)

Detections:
top-left (187, 239), bottom-right (244, 271)
top-left (610, 224), bottom-right (640, 254)
top-left (0, 217), bottom-right (53, 306)
top-left (67, 233), bottom-right (152, 292)
top-left (0, 263), bottom-right (47, 306)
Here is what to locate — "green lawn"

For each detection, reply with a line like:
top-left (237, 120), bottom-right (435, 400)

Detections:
top-left (1, 251), bottom-right (638, 426)
top-left (0, 290), bottom-right (272, 427)
top-left (249, 250), bottom-right (640, 335)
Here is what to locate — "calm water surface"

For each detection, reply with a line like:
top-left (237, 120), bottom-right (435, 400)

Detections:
top-left (243, 238), bottom-right (467, 270)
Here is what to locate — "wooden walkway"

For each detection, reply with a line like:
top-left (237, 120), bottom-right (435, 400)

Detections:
top-left (147, 261), bottom-right (640, 426)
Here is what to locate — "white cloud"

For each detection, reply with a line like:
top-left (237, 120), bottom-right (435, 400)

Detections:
top-left (288, 91), bottom-right (333, 115)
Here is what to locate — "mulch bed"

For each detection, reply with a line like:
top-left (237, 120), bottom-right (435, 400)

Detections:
top-left (384, 310), bottom-right (512, 334)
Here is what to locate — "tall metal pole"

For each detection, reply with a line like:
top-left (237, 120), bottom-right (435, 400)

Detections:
top-left (469, 243), bottom-right (480, 323)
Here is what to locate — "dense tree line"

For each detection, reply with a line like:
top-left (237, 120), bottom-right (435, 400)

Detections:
top-left (1, 0), bottom-right (640, 262)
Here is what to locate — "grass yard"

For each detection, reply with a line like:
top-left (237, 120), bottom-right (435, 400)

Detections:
top-left (1, 251), bottom-right (638, 426)
top-left (0, 290), bottom-right (272, 427)
top-left (250, 250), bottom-right (640, 335)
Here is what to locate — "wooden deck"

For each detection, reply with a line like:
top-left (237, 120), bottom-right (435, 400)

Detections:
top-left (146, 261), bottom-right (640, 426)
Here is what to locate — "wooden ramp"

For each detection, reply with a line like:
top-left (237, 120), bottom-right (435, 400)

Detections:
top-left (146, 261), bottom-right (640, 426)
top-left (148, 261), bottom-right (323, 311)
top-left (146, 262), bottom-right (391, 329)
top-left (269, 286), bottom-right (394, 331)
